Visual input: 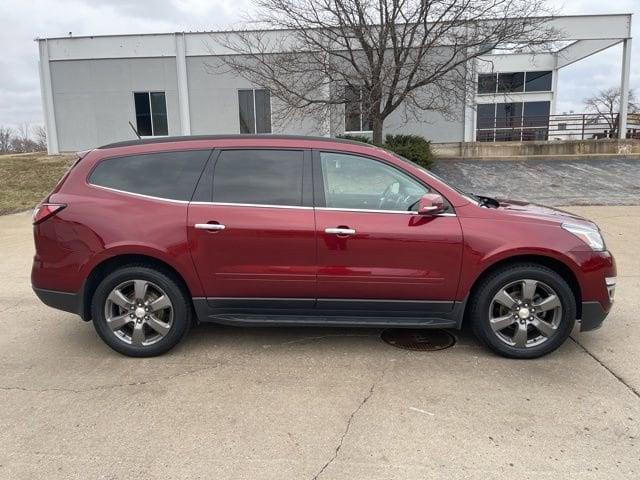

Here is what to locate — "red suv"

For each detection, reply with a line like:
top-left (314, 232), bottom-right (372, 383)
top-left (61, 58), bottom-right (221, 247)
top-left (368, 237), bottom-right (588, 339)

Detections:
top-left (32, 136), bottom-right (616, 358)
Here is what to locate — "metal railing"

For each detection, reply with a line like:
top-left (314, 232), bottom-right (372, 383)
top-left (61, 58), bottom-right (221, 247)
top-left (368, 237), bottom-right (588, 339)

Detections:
top-left (476, 113), bottom-right (640, 142)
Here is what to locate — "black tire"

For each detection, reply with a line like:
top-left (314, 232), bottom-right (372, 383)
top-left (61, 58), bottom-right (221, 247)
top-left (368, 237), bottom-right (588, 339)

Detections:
top-left (91, 265), bottom-right (192, 357)
top-left (468, 263), bottom-right (576, 359)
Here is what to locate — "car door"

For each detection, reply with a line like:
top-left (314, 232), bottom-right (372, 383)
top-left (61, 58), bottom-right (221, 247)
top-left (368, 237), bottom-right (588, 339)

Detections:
top-left (188, 148), bottom-right (316, 310)
top-left (313, 150), bottom-right (463, 313)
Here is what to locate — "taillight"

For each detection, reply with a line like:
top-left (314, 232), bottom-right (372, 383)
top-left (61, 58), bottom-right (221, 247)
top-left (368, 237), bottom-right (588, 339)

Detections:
top-left (33, 203), bottom-right (66, 225)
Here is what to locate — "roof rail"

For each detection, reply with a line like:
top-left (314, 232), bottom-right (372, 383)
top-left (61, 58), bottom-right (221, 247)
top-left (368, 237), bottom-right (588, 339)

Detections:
top-left (98, 134), bottom-right (368, 150)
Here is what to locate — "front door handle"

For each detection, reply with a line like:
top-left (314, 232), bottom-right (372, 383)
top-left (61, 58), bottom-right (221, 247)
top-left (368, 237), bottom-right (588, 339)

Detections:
top-left (325, 227), bottom-right (356, 235)
top-left (195, 223), bottom-right (226, 231)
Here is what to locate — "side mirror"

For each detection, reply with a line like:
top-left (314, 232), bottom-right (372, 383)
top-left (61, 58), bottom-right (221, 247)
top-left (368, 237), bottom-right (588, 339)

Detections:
top-left (417, 193), bottom-right (445, 215)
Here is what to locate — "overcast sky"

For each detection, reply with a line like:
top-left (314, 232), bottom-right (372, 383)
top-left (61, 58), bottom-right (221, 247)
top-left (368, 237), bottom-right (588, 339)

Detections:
top-left (0, 0), bottom-right (637, 131)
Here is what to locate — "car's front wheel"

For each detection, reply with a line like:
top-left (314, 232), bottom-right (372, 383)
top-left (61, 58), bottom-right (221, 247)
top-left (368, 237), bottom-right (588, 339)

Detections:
top-left (91, 265), bottom-right (191, 357)
top-left (469, 263), bottom-right (576, 359)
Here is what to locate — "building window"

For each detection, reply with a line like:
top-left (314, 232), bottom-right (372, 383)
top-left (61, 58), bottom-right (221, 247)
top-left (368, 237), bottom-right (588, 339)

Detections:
top-left (238, 89), bottom-right (272, 134)
top-left (344, 86), bottom-right (372, 132)
top-left (497, 72), bottom-right (525, 93)
top-left (476, 101), bottom-right (550, 142)
top-left (478, 74), bottom-right (497, 94)
top-left (134, 92), bottom-right (168, 136)
top-left (522, 101), bottom-right (551, 127)
top-left (477, 71), bottom-right (553, 94)
top-left (524, 71), bottom-right (553, 92)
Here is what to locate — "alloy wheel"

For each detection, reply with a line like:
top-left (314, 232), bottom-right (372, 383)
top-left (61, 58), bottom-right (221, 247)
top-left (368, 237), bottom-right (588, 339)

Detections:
top-left (488, 279), bottom-right (562, 349)
top-left (104, 279), bottom-right (174, 347)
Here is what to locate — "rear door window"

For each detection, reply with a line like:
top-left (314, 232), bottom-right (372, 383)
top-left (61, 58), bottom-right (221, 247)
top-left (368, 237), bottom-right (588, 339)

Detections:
top-left (212, 149), bottom-right (305, 206)
top-left (89, 150), bottom-right (211, 201)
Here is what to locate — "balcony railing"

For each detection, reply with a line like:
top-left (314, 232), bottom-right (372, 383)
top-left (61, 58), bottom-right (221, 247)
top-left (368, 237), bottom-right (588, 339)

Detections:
top-left (476, 113), bottom-right (640, 142)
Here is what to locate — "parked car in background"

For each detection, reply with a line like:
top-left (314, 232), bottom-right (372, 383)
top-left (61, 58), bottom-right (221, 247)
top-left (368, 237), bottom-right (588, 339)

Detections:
top-left (32, 135), bottom-right (616, 358)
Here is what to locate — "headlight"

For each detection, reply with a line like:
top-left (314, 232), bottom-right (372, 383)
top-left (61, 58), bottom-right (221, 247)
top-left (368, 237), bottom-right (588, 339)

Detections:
top-left (561, 223), bottom-right (605, 251)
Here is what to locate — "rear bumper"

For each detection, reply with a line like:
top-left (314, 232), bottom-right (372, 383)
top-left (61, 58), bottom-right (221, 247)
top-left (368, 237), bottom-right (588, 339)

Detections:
top-left (33, 287), bottom-right (82, 317)
top-left (580, 301), bottom-right (611, 332)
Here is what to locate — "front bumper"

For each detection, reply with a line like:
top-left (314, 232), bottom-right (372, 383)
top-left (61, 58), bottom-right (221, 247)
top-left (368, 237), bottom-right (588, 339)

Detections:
top-left (580, 301), bottom-right (611, 332)
top-left (33, 287), bottom-right (82, 317)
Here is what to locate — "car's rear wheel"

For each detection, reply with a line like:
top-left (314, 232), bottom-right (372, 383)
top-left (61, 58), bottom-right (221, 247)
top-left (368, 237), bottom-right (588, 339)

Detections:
top-left (91, 266), bottom-right (191, 357)
top-left (469, 263), bottom-right (576, 359)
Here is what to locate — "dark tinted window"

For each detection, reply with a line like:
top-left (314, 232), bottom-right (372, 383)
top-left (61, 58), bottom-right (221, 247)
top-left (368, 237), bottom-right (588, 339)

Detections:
top-left (134, 92), bottom-right (168, 136)
top-left (497, 72), bottom-right (524, 93)
top-left (476, 104), bottom-right (495, 129)
top-left (238, 89), bottom-right (272, 134)
top-left (150, 92), bottom-right (168, 135)
top-left (477, 73), bottom-right (497, 94)
top-left (89, 150), bottom-right (210, 201)
top-left (238, 90), bottom-right (255, 134)
top-left (213, 150), bottom-right (304, 206)
top-left (523, 101), bottom-right (550, 127)
top-left (495, 129), bottom-right (522, 142)
top-left (476, 130), bottom-right (495, 142)
top-left (344, 86), bottom-right (371, 132)
top-left (255, 89), bottom-right (272, 134)
top-left (525, 71), bottom-right (552, 92)
top-left (345, 86), bottom-right (361, 132)
top-left (495, 102), bottom-right (523, 128)
top-left (134, 93), bottom-right (152, 136)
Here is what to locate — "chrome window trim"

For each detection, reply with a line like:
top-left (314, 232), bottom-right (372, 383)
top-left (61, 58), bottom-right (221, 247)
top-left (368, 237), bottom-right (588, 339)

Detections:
top-left (86, 186), bottom-right (457, 216)
top-left (190, 201), bottom-right (313, 210)
top-left (87, 183), bottom-right (190, 204)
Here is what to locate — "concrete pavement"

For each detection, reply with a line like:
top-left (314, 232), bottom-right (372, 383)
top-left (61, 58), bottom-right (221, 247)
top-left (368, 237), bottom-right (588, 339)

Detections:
top-left (1, 207), bottom-right (639, 479)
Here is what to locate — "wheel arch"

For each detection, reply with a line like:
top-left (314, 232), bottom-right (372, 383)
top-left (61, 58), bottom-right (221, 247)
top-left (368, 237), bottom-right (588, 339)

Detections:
top-left (461, 254), bottom-right (582, 327)
top-left (80, 254), bottom-right (193, 321)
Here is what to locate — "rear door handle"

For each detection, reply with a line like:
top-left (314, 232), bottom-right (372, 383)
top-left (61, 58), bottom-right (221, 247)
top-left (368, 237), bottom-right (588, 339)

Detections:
top-left (195, 223), bottom-right (226, 231)
top-left (325, 227), bottom-right (356, 235)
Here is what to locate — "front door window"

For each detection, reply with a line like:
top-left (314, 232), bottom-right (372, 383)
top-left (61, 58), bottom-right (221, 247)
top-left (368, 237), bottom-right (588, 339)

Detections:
top-left (320, 152), bottom-right (428, 211)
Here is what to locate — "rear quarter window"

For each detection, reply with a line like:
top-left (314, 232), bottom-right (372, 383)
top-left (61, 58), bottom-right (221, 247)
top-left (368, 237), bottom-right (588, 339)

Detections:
top-left (88, 150), bottom-right (211, 201)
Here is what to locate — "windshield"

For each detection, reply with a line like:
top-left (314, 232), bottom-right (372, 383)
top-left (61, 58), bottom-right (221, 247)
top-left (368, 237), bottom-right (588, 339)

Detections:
top-left (387, 152), bottom-right (480, 205)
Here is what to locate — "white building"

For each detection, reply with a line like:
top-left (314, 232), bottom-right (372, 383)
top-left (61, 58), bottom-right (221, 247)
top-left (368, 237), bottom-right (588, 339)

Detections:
top-left (37, 13), bottom-right (633, 154)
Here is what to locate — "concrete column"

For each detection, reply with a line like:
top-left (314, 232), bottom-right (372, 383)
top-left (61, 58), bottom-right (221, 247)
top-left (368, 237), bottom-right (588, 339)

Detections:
top-left (618, 38), bottom-right (632, 139)
top-left (550, 68), bottom-right (559, 115)
top-left (38, 40), bottom-right (59, 154)
top-left (175, 33), bottom-right (191, 135)
top-left (463, 58), bottom-right (476, 142)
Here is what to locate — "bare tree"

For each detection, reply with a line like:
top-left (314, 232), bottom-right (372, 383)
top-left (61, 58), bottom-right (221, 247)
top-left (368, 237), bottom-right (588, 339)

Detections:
top-left (0, 126), bottom-right (12, 154)
top-left (584, 87), bottom-right (638, 135)
top-left (9, 123), bottom-right (39, 153)
top-left (213, 0), bottom-right (559, 144)
top-left (33, 125), bottom-right (48, 151)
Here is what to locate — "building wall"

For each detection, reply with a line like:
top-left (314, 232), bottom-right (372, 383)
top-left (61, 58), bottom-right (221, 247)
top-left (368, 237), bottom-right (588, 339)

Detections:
top-left (38, 16), bottom-right (633, 152)
top-left (383, 102), bottom-right (465, 142)
top-left (50, 57), bottom-right (181, 151)
top-left (48, 53), bottom-right (464, 150)
top-left (186, 56), bottom-right (324, 136)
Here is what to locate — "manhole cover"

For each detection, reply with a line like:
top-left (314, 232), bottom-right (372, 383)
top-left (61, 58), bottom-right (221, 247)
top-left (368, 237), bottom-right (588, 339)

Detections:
top-left (381, 329), bottom-right (456, 351)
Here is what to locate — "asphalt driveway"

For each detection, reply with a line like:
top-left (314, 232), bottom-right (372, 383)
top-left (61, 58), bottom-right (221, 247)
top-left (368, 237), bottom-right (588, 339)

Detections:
top-left (1, 206), bottom-right (639, 479)
top-left (433, 158), bottom-right (640, 206)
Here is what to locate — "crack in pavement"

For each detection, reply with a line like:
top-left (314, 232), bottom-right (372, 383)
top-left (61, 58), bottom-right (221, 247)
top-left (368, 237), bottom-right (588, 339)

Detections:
top-left (311, 369), bottom-right (385, 480)
top-left (0, 363), bottom-right (223, 394)
top-left (570, 336), bottom-right (640, 400)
